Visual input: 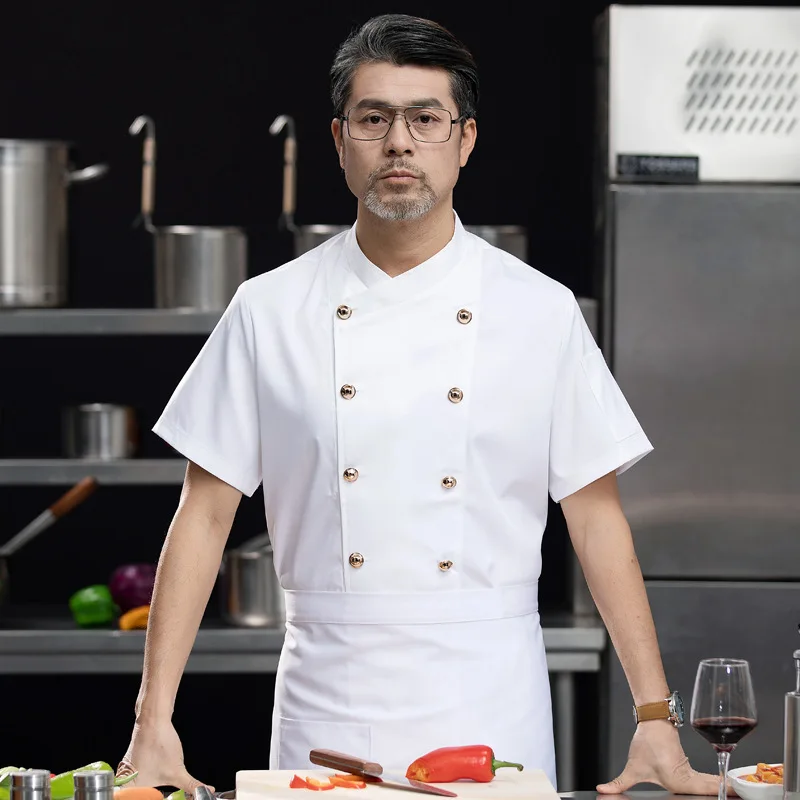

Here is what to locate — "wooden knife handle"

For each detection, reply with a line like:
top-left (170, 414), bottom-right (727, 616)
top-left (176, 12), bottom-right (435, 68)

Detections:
top-left (309, 750), bottom-right (383, 776)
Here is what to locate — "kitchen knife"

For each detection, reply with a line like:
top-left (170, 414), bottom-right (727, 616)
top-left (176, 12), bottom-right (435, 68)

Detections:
top-left (309, 750), bottom-right (457, 798)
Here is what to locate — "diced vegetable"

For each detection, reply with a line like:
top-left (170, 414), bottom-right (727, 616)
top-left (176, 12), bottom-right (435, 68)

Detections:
top-left (305, 778), bottom-right (335, 791)
top-left (109, 564), bottom-right (157, 612)
top-left (329, 777), bottom-right (367, 789)
top-left (290, 775), bottom-right (309, 789)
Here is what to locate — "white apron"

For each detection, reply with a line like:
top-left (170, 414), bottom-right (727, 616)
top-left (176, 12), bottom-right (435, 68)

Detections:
top-left (152, 214), bottom-right (653, 790)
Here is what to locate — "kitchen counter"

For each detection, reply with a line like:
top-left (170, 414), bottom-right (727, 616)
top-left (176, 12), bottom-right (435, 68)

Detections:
top-left (0, 606), bottom-right (606, 791)
top-left (0, 606), bottom-right (605, 673)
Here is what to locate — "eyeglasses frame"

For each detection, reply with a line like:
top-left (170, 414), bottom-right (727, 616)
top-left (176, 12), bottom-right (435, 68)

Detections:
top-left (339, 105), bottom-right (467, 143)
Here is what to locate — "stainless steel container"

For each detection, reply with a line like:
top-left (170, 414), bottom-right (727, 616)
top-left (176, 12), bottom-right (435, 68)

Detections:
top-left (154, 226), bottom-right (247, 311)
top-left (293, 224), bottom-right (528, 262)
top-left (0, 140), bottom-right (107, 308)
top-left (219, 543), bottom-right (282, 628)
top-left (73, 772), bottom-right (114, 800)
top-left (293, 225), bottom-right (349, 259)
top-left (9, 771), bottom-right (51, 800)
top-left (785, 690), bottom-right (800, 800)
top-left (63, 404), bottom-right (137, 460)
top-left (464, 225), bottom-right (527, 261)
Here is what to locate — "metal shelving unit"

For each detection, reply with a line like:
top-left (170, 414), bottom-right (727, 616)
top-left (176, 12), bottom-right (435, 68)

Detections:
top-left (1, 308), bottom-right (214, 485)
top-left (0, 459), bottom-right (188, 485)
top-left (0, 308), bottom-right (221, 335)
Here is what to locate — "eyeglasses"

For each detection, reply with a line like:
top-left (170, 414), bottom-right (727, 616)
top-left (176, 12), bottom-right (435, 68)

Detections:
top-left (341, 105), bottom-right (464, 143)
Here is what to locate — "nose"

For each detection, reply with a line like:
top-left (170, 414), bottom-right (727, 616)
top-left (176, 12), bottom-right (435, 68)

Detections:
top-left (383, 113), bottom-right (415, 155)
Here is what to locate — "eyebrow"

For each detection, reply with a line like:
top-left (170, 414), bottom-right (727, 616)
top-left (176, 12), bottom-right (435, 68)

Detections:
top-left (352, 97), bottom-right (447, 110)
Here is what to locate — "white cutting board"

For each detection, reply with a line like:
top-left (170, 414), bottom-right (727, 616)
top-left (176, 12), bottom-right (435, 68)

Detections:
top-left (236, 769), bottom-right (559, 800)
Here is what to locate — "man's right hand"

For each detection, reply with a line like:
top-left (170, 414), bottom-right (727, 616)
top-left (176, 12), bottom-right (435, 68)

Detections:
top-left (117, 719), bottom-right (212, 796)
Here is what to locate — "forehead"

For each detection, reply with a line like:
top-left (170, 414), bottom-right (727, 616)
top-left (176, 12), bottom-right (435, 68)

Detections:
top-left (347, 63), bottom-right (455, 110)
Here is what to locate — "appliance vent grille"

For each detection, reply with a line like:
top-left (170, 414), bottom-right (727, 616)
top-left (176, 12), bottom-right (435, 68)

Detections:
top-left (683, 48), bottom-right (800, 135)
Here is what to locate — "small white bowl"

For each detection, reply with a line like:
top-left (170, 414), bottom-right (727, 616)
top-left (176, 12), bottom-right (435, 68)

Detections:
top-left (729, 764), bottom-right (783, 800)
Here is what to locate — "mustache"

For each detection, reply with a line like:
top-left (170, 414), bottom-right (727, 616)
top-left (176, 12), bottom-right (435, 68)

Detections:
top-left (369, 161), bottom-right (426, 181)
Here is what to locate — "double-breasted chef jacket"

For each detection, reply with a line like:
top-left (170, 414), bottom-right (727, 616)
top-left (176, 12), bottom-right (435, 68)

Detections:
top-left (153, 212), bottom-right (652, 789)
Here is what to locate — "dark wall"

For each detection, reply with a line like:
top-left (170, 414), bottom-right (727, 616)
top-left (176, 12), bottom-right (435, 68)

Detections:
top-left (4, 0), bottom-right (773, 788)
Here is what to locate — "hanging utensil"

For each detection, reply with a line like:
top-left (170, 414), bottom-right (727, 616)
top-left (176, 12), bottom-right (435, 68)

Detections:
top-left (128, 115), bottom-right (247, 311)
top-left (128, 115), bottom-right (157, 234)
top-left (0, 476), bottom-right (98, 608)
top-left (269, 114), bottom-right (298, 233)
top-left (309, 751), bottom-right (458, 798)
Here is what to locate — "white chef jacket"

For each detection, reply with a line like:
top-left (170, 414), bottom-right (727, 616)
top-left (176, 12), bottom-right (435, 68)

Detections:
top-left (153, 212), bottom-right (652, 788)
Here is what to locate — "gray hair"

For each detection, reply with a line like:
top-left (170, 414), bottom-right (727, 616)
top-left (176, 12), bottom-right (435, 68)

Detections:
top-left (330, 14), bottom-right (479, 121)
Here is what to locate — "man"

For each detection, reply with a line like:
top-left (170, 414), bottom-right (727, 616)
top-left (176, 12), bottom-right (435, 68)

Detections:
top-left (118, 13), bottom-right (721, 796)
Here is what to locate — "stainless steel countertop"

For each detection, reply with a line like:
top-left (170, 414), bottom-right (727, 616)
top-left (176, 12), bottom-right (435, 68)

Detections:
top-left (0, 606), bottom-right (606, 674)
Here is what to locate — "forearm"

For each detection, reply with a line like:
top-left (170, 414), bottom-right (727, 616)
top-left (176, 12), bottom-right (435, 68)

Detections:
top-left (565, 479), bottom-right (669, 705)
top-left (135, 481), bottom-right (235, 721)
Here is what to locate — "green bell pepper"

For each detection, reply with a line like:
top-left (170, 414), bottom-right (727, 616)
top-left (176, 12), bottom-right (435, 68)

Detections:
top-left (0, 768), bottom-right (23, 800)
top-left (68, 586), bottom-right (118, 627)
top-left (51, 762), bottom-right (113, 800)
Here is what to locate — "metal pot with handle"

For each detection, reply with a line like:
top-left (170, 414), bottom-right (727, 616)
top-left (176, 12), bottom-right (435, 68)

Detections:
top-left (0, 140), bottom-right (108, 308)
top-left (0, 477), bottom-right (97, 609)
top-left (218, 532), bottom-right (283, 628)
top-left (129, 116), bottom-right (247, 311)
top-left (269, 115), bottom-right (351, 258)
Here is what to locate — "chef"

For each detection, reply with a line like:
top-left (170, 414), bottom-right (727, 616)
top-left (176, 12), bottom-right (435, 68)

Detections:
top-left (118, 12), bottom-right (722, 798)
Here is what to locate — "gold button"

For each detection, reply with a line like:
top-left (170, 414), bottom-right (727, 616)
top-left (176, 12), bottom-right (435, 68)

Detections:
top-left (349, 552), bottom-right (365, 568)
top-left (448, 387), bottom-right (464, 403)
top-left (457, 309), bottom-right (472, 324)
top-left (340, 384), bottom-right (356, 399)
top-left (441, 476), bottom-right (457, 489)
top-left (336, 305), bottom-right (352, 320)
top-left (438, 560), bottom-right (454, 571)
top-left (343, 467), bottom-right (359, 482)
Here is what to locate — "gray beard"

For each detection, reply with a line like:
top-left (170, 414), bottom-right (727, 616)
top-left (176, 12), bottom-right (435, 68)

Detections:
top-left (362, 166), bottom-right (438, 221)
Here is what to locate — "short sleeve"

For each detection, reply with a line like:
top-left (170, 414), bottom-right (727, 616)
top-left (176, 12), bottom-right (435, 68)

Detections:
top-left (152, 285), bottom-right (262, 497)
top-left (548, 294), bottom-right (653, 503)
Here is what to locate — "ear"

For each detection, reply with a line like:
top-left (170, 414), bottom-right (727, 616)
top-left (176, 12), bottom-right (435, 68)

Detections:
top-left (331, 117), bottom-right (345, 168)
top-left (459, 118), bottom-right (477, 168)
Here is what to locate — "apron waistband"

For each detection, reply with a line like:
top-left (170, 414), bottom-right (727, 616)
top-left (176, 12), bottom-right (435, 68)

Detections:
top-left (283, 582), bottom-right (538, 625)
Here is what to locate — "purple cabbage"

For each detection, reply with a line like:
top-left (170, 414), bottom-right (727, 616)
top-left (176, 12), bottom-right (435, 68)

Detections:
top-left (108, 563), bottom-right (157, 611)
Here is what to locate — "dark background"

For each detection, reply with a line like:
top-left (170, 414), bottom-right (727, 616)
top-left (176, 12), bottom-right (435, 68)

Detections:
top-left (2, 0), bottom-right (788, 790)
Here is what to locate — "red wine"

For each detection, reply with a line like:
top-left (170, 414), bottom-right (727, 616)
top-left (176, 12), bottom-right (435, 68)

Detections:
top-left (692, 716), bottom-right (758, 751)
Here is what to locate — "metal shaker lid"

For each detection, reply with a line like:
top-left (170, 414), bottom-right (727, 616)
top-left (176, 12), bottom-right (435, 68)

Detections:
top-left (10, 770), bottom-right (51, 800)
top-left (10, 772), bottom-right (50, 790)
top-left (74, 772), bottom-right (114, 792)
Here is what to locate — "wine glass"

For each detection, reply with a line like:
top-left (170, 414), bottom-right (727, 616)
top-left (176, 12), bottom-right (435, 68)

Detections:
top-left (691, 658), bottom-right (758, 800)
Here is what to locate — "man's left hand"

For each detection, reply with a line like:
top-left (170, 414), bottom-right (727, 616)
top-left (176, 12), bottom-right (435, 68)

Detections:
top-left (596, 720), bottom-right (730, 795)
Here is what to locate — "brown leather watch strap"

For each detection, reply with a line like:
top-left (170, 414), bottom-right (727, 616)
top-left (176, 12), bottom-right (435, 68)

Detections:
top-left (635, 700), bottom-right (671, 722)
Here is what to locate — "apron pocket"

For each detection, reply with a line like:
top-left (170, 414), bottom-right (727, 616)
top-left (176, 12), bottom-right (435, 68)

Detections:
top-left (277, 716), bottom-right (372, 770)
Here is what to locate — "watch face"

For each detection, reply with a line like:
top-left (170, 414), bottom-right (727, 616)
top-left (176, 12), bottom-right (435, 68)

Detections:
top-left (670, 691), bottom-right (686, 726)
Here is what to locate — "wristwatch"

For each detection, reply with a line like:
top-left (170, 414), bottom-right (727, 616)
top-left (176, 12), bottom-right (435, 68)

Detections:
top-left (633, 690), bottom-right (685, 727)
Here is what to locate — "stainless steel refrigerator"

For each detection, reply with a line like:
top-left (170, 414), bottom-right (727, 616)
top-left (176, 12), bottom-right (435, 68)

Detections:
top-left (594, 5), bottom-right (800, 778)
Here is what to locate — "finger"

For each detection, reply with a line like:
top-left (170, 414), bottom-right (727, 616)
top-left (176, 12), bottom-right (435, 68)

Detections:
top-left (596, 767), bottom-right (638, 794)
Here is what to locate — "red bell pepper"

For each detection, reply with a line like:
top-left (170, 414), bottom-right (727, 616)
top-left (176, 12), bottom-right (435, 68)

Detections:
top-left (405, 745), bottom-right (524, 783)
top-left (290, 775), bottom-right (309, 789)
top-left (305, 778), bottom-right (335, 791)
